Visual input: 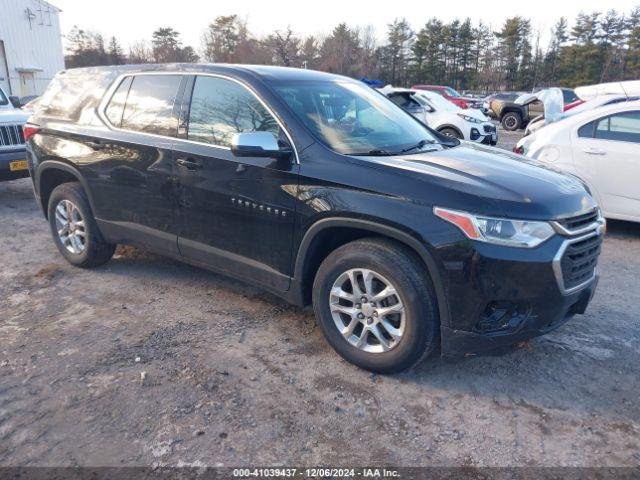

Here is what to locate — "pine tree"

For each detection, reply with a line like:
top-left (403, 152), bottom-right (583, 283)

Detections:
top-left (108, 36), bottom-right (124, 65)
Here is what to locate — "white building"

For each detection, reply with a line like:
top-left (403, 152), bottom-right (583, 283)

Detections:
top-left (0, 0), bottom-right (64, 98)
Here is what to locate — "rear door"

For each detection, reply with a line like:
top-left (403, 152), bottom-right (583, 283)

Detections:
top-left (91, 73), bottom-right (186, 255)
top-left (172, 74), bottom-right (299, 291)
top-left (572, 110), bottom-right (640, 219)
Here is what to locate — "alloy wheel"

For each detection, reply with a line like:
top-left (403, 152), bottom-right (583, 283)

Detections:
top-left (54, 199), bottom-right (86, 254)
top-left (329, 268), bottom-right (406, 353)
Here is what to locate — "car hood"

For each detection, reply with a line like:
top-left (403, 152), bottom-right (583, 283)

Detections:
top-left (0, 109), bottom-right (30, 124)
top-left (362, 142), bottom-right (595, 219)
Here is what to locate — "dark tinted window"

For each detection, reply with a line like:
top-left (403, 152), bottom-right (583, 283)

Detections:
top-left (0, 88), bottom-right (8, 106)
top-left (105, 77), bottom-right (132, 127)
top-left (578, 121), bottom-right (595, 138)
top-left (594, 111), bottom-right (640, 143)
top-left (388, 93), bottom-right (422, 113)
top-left (121, 75), bottom-right (181, 137)
top-left (187, 76), bottom-right (281, 147)
top-left (562, 89), bottom-right (579, 104)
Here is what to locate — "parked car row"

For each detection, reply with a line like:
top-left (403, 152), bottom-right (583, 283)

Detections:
top-left (411, 85), bottom-right (486, 111)
top-left (379, 86), bottom-right (497, 145)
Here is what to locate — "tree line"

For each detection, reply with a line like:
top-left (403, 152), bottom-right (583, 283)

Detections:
top-left (65, 7), bottom-right (640, 93)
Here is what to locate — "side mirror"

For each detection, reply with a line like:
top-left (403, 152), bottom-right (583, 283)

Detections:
top-left (231, 132), bottom-right (292, 160)
top-left (8, 96), bottom-right (21, 108)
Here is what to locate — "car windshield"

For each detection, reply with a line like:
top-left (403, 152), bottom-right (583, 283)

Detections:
top-left (273, 81), bottom-right (439, 155)
top-left (0, 88), bottom-right (8, 106)
top-left (444, 87), bottom-right (461, 98)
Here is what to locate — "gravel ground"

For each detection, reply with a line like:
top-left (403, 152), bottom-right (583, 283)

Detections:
top-left (1, 128), bottom-right (639, 468)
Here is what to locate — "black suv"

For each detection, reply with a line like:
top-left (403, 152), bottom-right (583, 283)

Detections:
top-left (25, 65), bottom-right (604, 373)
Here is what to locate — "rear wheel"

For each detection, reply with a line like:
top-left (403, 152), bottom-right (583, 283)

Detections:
top-left (312, 238), bottom-right (439, 373)
top-left (439, 127), bottom-right (462, 139)
top-left (501, 112), bottom-right (522, 131)
top-left (48, 182), bottom-right (115, 268)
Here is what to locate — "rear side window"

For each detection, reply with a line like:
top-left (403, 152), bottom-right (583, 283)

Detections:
top-left (121, 75), bottom-right (182, 137)
top-left (39, 69), bottom-right (115, 122)
top-left (105, 77), bottom-right (132, 127)
top-left (594, 111), bottom-right (640, 143)
top-left (187, 76), bottom-right (281, 147)
top-left (578, 121), bottom-right (595, 138)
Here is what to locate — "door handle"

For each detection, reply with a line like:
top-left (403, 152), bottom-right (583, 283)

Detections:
top-left (582, 148), bottom-right (606, 155)
top-left (175, 158), bottom-right (202, 170)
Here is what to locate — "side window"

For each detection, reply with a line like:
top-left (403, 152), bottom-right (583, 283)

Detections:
top-left (578, 121), bottom-right (595, 138)
top-left (594, 111), bottom-right (640, 143)
top-left (105, 77), bottom-right (133, 127)
top-left (187, 76), bottom-right (281, 147)
top-left (563, 90), bottom-right (578, 104)
top-left (121, 75), bottom-right (182, 137)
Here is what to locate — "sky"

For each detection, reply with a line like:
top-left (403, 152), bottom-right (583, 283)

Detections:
top-left (52, 0), bottom-right (637, 52)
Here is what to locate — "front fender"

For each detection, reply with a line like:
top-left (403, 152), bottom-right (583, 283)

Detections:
top-left (293, 216), bottom-right (452, 329)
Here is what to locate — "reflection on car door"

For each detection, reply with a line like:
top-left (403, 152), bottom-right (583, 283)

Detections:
top-left (573, 110), bottom-right (640, 219)
top-left (172, 75), bottom-right (299, 291)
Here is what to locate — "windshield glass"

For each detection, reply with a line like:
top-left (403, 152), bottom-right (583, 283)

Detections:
top-left (414, 91), bottom-right (459, 112)
top-left (444, 87), bottom-right (461, 98)
top-left (273, 81), bottom-right (438, 155)
top-left (0, 88), bottom-right (8, 106)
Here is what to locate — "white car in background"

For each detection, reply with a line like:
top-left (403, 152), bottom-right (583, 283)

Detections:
top-left (379, 86), bottom-right (497, 145)
top-left (0, 86), bottom-right (31, 181)
top-left (516, 100), bottom-right (640, 223)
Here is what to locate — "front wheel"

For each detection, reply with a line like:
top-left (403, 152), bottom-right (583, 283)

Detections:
top-left (439, 127), bottom-right (462, 139)
top-left (312, 238), bottom-right (439, 373)
top-left (501, 112), bottom-right (522, 131)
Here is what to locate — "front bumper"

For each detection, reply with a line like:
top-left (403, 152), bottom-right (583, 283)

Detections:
top-left (0, 149), bottom-right (29, 181)
top-left (442, 276), bottom-right (597, 357)
top-left (471, 125), bottom-right (498, 145)
top-left (438, 227), bottom-right (603, 358)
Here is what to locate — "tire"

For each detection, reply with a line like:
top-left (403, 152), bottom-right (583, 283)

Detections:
top-left (439, 127), bottom-right (462, 139)
top-left (312, 238), bottom-right (439, 373)
top-left (501, 111), bottom-right (522, 131)
top-left (47, 182), bottom-right (116, 268)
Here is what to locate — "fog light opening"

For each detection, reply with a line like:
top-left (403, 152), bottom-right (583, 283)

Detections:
top-left (475, 301), bottom-right (531, 333)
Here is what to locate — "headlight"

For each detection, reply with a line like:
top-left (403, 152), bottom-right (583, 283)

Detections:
top-left (457, 113), bottom-right (482, 124)
top-left (434, 207), bottom-right (555, 248)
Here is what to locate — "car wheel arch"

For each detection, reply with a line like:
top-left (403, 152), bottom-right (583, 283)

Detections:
top-left (37, 161), bottom-right (94, 219)
top-left (437, 125), bottom-right (464, 139)
top-left (292, 217), bottom-right (451, 328)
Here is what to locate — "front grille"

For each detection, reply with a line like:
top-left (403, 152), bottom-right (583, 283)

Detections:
top-left (560, 234), bottom-right (602, 290)
top-left (483, 124), bottom-right (496, 134)
top-left (557, 209), bottom-right (599, 232)
top-left (0, 124), bottom-right (25, 147)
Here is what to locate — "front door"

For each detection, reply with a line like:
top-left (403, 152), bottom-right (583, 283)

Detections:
top-left (573, 110), bottom-right (640, 220)
top-left (173, 75), bottom-right (299, 291)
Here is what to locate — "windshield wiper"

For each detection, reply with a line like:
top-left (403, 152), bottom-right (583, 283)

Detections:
top-left (400, 139), bottom-right (436, 153)
top-left (353, 148), bottom-right (395, 156)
